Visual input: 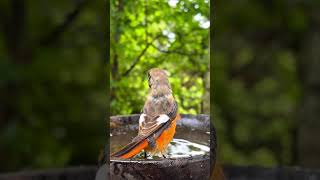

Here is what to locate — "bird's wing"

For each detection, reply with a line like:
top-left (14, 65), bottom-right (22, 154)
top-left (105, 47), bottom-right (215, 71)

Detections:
top-left (134, 100), bottom-right (178, 142)
top-left (111, 101), bottom-right (178, 158)
top-left (110, 114), bottom-right (172, 158)
top-left (134, 114), bottom-right (170, 141)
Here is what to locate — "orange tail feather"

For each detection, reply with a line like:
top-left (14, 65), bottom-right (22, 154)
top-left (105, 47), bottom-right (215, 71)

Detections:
top-left (111, 139), bottom-right (148, 159)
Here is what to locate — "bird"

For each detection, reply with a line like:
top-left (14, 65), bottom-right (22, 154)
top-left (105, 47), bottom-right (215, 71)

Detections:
top-left (110, 68), bottom-right (180, 159)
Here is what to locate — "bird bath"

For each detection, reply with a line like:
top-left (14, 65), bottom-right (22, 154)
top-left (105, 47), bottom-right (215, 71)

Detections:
top-left (109, 114), bottom-right (216, 180)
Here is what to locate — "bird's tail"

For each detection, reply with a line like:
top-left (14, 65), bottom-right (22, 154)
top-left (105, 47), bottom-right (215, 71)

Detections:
top-left (110, 139), bottom-right (148, 159)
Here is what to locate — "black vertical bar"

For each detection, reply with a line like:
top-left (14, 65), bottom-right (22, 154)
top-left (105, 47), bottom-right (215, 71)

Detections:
top-left (106, 0), bottom-right (111, 178)
top-left (210, 0), bottom-right (216, 179)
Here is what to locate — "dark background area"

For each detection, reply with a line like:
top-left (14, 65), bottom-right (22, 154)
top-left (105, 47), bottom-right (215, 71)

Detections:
top-left (213, 0), bottom-right (320, 168)
top-left (0, 0), bottom-right (106, 173)
top-left (1, 0), bottom-right (320, 175)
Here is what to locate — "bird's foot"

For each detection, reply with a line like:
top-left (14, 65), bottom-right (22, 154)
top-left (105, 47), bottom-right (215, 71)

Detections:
top-left (162, 153), bottom-right (167, 158)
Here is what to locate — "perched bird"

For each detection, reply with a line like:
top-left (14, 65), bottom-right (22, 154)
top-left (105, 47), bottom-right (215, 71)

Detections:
top-left (111, 68), bottom-right (180, 159)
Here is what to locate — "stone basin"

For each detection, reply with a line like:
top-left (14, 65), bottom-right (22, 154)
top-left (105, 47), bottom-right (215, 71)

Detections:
top-left (109, 114), bottom-right (216, 180)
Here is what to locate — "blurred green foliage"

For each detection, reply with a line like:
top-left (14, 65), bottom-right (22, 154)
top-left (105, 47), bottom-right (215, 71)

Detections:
top-left (0, 0), bottom-right (106, 172)
top-left (213, 0), bottom-right (320, 166)
top-left (110, 0), bottom-right (210, 115)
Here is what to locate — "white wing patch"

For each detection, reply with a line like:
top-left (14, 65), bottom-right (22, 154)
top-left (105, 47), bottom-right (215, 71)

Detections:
top-left (156, 114), bottom-right (170, 125)
top-left (139, 114), bottom-right (146, 127)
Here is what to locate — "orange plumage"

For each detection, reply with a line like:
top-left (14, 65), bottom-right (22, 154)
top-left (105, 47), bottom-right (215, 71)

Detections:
top-left (145, 114), bottom-right (180, 154)
top-left (115, 114), bottom-right (180, 159)
top-left (118, 140), bottom-right (148, 159)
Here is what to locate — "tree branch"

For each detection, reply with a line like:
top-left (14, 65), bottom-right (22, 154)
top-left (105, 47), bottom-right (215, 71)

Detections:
top-left (39, 0), bottom-right (88, 47)
top-left (121, 35), bottom-right (160, 77)
top-left (121, 43), bottom-right (151, 77)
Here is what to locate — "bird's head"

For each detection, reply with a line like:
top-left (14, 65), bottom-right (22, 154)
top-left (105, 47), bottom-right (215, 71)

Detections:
top-left (147, 68), bottom-right (172, 97)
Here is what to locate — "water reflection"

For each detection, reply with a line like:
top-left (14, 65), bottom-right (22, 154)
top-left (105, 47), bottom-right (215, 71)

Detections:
top-left (167, 138), bottom-right (209, 158)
